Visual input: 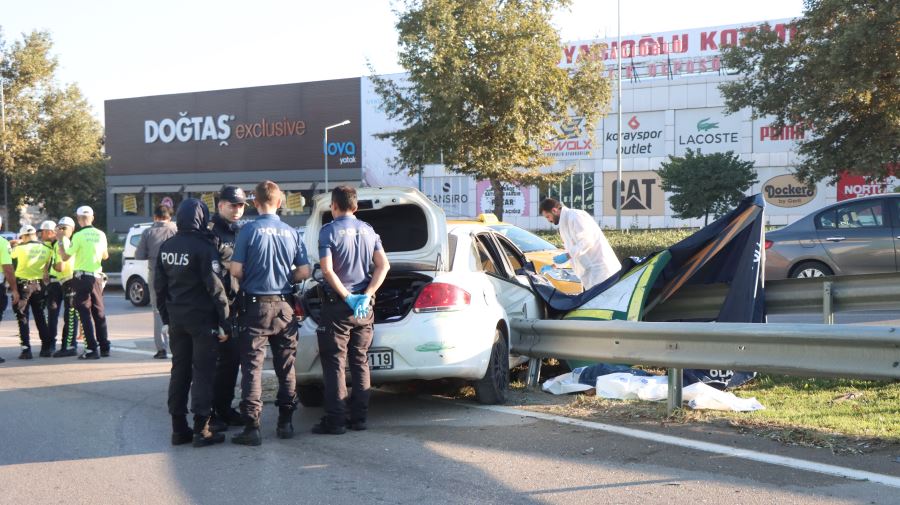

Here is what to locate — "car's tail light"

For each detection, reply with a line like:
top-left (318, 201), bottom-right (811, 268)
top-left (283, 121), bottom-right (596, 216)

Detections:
top-left (413, 283), bottom-right (471, 312)
top-left (764, 239), bottom-right (774, 250)
top-left (293, 299), bottom-right (306, 319)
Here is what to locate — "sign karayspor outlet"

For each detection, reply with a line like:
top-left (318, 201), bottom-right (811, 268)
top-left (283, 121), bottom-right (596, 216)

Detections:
top-left (603, 112), bottom-right (665, 158)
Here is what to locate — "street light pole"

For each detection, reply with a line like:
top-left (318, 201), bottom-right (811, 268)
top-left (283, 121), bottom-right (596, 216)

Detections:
top-left (323, 120), bottom-right (351, 192)
top-left (615, 0), bottom-right (623, 230)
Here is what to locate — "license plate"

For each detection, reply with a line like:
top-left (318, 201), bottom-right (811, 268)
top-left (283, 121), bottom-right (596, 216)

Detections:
top-left (367, 349), bottom-right (394, 370)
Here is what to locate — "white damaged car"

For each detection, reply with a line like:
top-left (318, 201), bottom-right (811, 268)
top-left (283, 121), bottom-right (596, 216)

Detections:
top-left (296, 187), bottom-right (542, 405)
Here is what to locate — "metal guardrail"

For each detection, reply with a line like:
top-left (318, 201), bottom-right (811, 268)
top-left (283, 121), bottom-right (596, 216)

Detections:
top-left (644, 272), bottom-right (900, 322)
top-left (515, 273), bottom-right (900, 413)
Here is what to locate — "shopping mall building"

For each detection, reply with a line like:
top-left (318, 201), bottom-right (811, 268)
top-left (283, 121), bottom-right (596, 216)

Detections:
top-left (105, 18), bottom-right (879, 233)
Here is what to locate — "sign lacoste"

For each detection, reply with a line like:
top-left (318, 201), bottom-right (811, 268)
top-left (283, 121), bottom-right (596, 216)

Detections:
top-left (675, 108), bottom-right (741, 155)
top-left (696, 118), bottom-right (719, 131)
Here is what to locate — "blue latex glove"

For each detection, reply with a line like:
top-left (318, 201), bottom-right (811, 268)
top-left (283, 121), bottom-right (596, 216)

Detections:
top-left (354, 294), bottom-right (373, 319)
top-left (345, 294), bottom-right (364, 311)
top-left (553, 252), bottom-right (570, 265)
top-left (540, 265), bottom-right (554, 275)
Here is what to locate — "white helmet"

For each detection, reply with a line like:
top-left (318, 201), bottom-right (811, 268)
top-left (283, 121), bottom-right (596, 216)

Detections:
top-left (19, 225), bottom-right (36, 236)
top-left (39, 220), bottom-right (57, 231)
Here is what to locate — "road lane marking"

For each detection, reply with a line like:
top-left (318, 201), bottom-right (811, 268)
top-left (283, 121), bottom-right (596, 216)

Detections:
top-left (470, 404), bottom-right (900, 489)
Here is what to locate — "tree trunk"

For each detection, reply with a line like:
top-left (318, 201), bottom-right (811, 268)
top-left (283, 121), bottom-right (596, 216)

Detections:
top-left (490, 178), bottom-right (505, 222)
top-left (704, 209), bottom-right (709, 226)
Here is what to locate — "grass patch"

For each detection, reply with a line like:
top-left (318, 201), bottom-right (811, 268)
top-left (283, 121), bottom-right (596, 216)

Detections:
top-left (534, 228), bottom-right (696, 259)
top-left (517, 374), bottom-right (900, 453)
top-left (679, 375), bottom-right (900, 451)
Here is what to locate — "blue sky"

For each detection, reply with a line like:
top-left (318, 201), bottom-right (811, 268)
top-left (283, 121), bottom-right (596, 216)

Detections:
top-left (3, 0), bottom-right (804, 121)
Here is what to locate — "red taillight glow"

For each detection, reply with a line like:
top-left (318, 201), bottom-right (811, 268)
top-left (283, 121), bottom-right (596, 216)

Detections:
top-left (764, 239), bottom-right (774, 250)
top-left (413, 283), bottom-right (471, 312)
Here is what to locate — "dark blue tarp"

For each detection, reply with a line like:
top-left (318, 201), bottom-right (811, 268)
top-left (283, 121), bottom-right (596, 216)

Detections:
top-left (531, 194), bottom-right (767, 390)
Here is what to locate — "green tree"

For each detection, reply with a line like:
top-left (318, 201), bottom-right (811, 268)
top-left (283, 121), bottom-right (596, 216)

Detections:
top-left (369, 0), bottom-right (611, 220)
top-left (719, 0), bottom-right (899, 183)
top-left (0, 29), bottom-right (105, 229)
top-left (658, 149), bottom-right (758, 226)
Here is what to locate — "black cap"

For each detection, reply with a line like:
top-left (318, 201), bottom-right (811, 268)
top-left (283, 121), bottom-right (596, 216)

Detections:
top-left (219, 185), bottom-right (247, 204)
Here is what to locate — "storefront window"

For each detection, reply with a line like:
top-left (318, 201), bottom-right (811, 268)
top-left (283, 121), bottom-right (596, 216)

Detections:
top-left (115, 193), bottom-right (146, 216)
top-left (151, 193), bottom-right (183, 212)
top-left (541, 173), bottom-right (595, 214)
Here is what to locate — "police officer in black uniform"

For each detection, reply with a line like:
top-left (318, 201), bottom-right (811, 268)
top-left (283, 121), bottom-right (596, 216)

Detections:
top-left (229, 180), bottom-right (310, 446)
top-left (313, 185), bottom-right (390, 434)
top-left (208, 186), bottom-right (246, 431)
top-left (155, 199), bottom-right (230, 448)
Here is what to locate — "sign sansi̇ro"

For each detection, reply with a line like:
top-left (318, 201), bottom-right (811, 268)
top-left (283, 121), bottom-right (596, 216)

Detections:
top-left (762, 174), bottom-right (816, 208)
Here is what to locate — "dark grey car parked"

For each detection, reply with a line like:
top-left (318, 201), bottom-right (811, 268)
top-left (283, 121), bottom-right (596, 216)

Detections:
top-left (765, 194), bottom-right (900, 279)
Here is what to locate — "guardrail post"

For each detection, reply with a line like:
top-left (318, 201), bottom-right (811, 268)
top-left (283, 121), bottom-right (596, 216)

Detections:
top-left (823, 281), bottom-right (834, 325)
top-left (667, 368), bottom-right (683, 415)
top-left (526, 358), bottom-right (542, 389)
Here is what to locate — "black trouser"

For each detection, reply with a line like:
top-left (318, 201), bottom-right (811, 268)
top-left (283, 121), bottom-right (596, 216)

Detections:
top-left (212, 313), bottom-right (240, 415)
top-left (168, 321), bottom-right (219, 417)
top-left (0, 285), bottom-right (8, 322)
top-left (46, 280), bottom-right (79, 351)
top-left (72, 275), bottom-right (109, 353)
top-left (237, 298), bottom-right (298, 423)
top-left (317, 294), bottom-right (374, 425)
top-left (14, 280), bottom-right (51, 351)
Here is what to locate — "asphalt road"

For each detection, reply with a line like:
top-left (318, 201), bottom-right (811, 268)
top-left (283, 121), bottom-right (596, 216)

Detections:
top-left (0, 292), bottom-right (897, 504)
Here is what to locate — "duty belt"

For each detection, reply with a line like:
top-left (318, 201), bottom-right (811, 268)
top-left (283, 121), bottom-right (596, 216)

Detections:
top-left (242, 293), bottom-right (289, 304)
top-left (73, 270), bottom-right (99, 279)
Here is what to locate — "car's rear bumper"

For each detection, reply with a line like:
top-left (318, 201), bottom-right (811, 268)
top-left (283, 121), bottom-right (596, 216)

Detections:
top-left (295, 310), bottom-right (498, 384)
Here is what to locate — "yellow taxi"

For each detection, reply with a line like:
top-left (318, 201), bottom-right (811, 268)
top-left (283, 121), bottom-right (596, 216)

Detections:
top-left (447, 214), bottom-right (583, 294)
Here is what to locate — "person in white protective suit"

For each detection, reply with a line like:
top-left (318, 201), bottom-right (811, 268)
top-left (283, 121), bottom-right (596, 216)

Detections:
top-left (539, 198), bottom-right (621, 290)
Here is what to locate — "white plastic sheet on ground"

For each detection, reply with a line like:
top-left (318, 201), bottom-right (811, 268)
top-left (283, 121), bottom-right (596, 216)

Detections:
top-left (541, 372), bottom-right (593, 395)
top-left (544, 372), bottom-right (764, 412)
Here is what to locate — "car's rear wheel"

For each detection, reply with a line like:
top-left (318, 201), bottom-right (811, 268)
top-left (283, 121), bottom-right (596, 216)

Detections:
top-left (126, 277), bottom-right (150, 307)
top-left (297, 383), bottom-right (324, 407)
top-left (474, 328), bottom-right (509, 405)
top-left (791, 261), bottom-right (834, 279)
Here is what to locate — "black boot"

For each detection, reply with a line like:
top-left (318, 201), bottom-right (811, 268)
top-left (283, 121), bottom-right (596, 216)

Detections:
top-left (171, 415), bottom-right (192, 446)
top-left (232, 419), bottom-right (262, 446)
top-left (192, 415), bottom-right (225, 448)
top-left (276, 407), bottom-right (295, 439)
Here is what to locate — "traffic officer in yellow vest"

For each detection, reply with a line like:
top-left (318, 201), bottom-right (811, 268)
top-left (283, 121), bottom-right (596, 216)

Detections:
top-left (49, 217), bottom-right (79, 357)
top-left (11, 225), bottom-right (53, 359)
top-left (58, 206), bottom-right (110, 360)
top-left (0, 215), bottom-right (16, 364)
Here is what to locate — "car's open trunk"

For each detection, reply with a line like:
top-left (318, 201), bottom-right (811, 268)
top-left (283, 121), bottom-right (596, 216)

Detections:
top-left (303, 271), bottom-right (432, 324)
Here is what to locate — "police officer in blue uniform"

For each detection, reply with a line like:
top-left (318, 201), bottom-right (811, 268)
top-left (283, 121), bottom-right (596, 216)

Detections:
top-left (155, 199), bottom-right (230, 447)
top-left (208, 186), bottom-right (246, 431)
top-left (229, 180), bottom-right (310, 446)
top-left (313, 185), bottom-right (390, 434)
